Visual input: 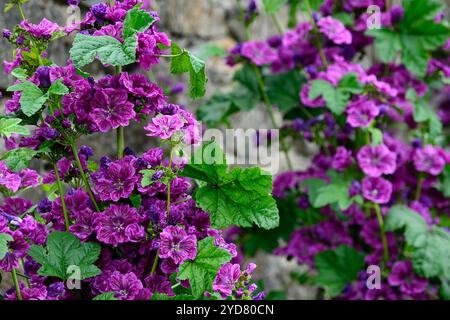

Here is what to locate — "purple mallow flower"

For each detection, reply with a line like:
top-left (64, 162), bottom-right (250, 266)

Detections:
top-left (362, 177), bottom-right (392, 204)
top-left (108, 271), bottom-right (144, 300)
top-left (388, 261), bottom-right (428, 295)
top-left (96, 204), bottom-right (141, 247)
top-left (413, 145), bottom-right (445, 176)
top-left (317, 17), bottom-right (352, 45)
top-left (332, 146), bottom-right (353, 171)
top-left (159, 226), bottom-right (197, 264)
top-left (357, 144), bottom-right (396, 177)
top-left (144, 114), bottom-right (184, 140)
top-left (91, 88), bottom-right (135, 132)
top-left (346, 98), bottom-right (379, 128)
top-left (212, 263), bottom-right (241, 298)
top-left (21, 19), bottom-right (60, 39)
top-left (240, 41), bottom-right (278, 66)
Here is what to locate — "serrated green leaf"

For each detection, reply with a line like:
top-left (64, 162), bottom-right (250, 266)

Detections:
top-left (48, 79), bottom-right (69, 96)
top-left (198, 44), bottom-right (227, 60)
top-left (266, 70), bottom-right (305, 111)
top-left (0, 118), bottom-right (29, 137)
top-left (11, 68), bottom-right (28, 80)
top-left (1, 147), bottom-right (37, 172)
top-left (181, 141), bottom-right (279, 229)
top-left (439, 165), bottom-right (450, 197)
top-left (385, 205), bottom-right (428, 246)
top-left (196, 93), bottom-right (233, 126)
top-left (178, 237), bottom-right (232, 298)
top-left (122, 8), bottom-right (156, 39)
top-left (170, 43), bottom-right (190, 74)
top-left (7, 81), bottom-right (48, 117)
top-left (70, 34), bottom-right (136, 68)
top-left (189, 64), bottom-right (207, 99)
top-left (0, 233), bottom-right (14, 260)
top-left (28, 231), bottom-right (101, 281)
top-left (314, 245), bottom-right (365, 297)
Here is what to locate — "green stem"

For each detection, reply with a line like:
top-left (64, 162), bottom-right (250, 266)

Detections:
top-left (305, 0), bottom-right (328, 68)
top-left (374, 203), bottom-right (389, 263)
top-left (117, 126), bottom-right (124, 159)
top-left (70, 143), bottom-right (100, 212)
top-left (150, 146), bottom-right (174, 276)
top-left (17, 3), bottom-right (26, 21)
top-left (108, 0), bottom-right (115, 6)
top-left (153, 51), bottom-right (185, 59)
top-left (11, 268), bottom-right (22, 300)
top-left (415, 174), bottom-right (424, 201)
top-left (252, 64), bottom-right (293, 171)
top-left (53, 162), bottom-right (70, 231)
top-left (385, 0), bottom-right (391, 11)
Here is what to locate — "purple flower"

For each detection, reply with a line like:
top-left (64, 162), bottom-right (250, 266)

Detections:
top-left (124, 223), bottom-right (146, 242)
top-left (91, 88), bottom-right (135, 132)
top-left (346, 98), bottom-right (380, 128)
top-left (331, 146), bottom-right (353, 171)
top-left (108, 271), bottom-right (143, 300)
top-left (413, 145), bottom-right (445, 176)
top-left (47, 282), bottom-right (66, 298)
top-left (241, 41), bottom-right (278, 66)
top-left (37, 198), bottom-right (52, 214)
top-left (388, 261), bottom-right (428, 295)
top-left (0, 162), bottom-right (21, 192)
top-left (36, 66), bottom-right (51, 88)
top-left (67, 0), bottom-right (80, 6)
top-left (78, 146), bottom-right (93, 159)
top-left (91, 3), bottom-right (108, 23)
top-left (159, 226), bottom-right (197, 264)
top-left (357, 144), bottom-right (397, 177)
top-left (96, 205), bottom-right (141, 246)
top-left (19, 168), bottom-right (40, 188)
top-left (70, 209), bottom-right (99, 241)
top-left (92, 156), bottom-right (138, 202)
top-left (21, 19), bottom-right (60, 39)
top-left (15, 34), bottom-right (25, 45)
top-left (212, 263), bottom-right (241, 298)
top-left (362, 177), bottom-right (392, 204)
top-left (2, 29), bottom-right (12, 39)
top-left (317, 17), bottom-right (352, 45)
top-left (144, 114), bottom-right (184, 140)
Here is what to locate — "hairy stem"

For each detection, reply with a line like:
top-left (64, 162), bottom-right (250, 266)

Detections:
top-left (374, 203), bottom-right (389, 263)
top-left (150, 146), bottom-right (174, 276)
top-left (17, 3), bottom-right (26, 21)
top-left (11, 268), bottom-right (22, 300)
top-left (70, 143), bottom-right (101, 212)
top-left (53, 162), bottom-right (70, 231)
top-left (305, 0), bottom-right (328, 68)
top-left (117, 126), bottom-right (124, 159)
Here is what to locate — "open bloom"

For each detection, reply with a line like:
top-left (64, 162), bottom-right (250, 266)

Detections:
top-left (413, 145), bottom-right (446, 176)
top-left (21, 19), bottom-right (60, 39)
top-left (96, 205), bottom-right (141, 247)
top-left (91, 88), bottom-right (135, 132)
top-left (357, 144), bottom-right (397, 177)
top-left (346, 98), bottom-right (380, 128)
top-left (144, 114), bottom-right (184, 140)
top-left (317, 17), bottom-right (352, 45)
top-left (212, 263), bottom-right (241, 298)
top-left (159, 226), bottom-right (197, 264)
top-left (108, 271), bottom-right (144, 300)
top-left (241, 41), bottom-right (278, 66)
top-left (388, 261), bottom-right (428, 295)
top-left (0, 162), bottom-right (21, 192)
top-left (362, 177), bottom-right (393, 204)
top-left (332, 146), bottom-right (353, 171)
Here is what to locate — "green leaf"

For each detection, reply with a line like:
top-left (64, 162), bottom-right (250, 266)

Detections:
top-left (170, 43), bottom-right (190, 74)
top-left (122, 8), bottom-right (156, 39)
top-left (0, 233), bottom-right (13, 260)
top-left (178, 237), bottom-right (232, 298)
top-left (262, 0), bottom-right (287, 14)
top-left (150, 293), bottom-right (195, 300)
top-left (439, 165), bottom-right (450, 197)
top-left (333, 12), bottom-right (354, 26)
top-left (0, 118), bottom-right (29, 137)
top-left (265, 71), bottom-right (305, 111)
top-left (130, 194), bottom-right (142, 210)
top-left (309, 74), bottom-right (362, 115)
top-left (367, 0), bottom-right (449, 77)
top-left (93, 292), bottom-right (118, 300)
top-left (48, 79), bottom-right (69, 96)
top-left (196, 93), bottom-right (233, 126)
top-left (385, 205), bottom-right (428, 246)
top-left (70, 34), bottom-right (136, 68)
top-left (1, 147), bottom-right (37, 172)
top-left (28, 231), bottom-right (101, 281)
top-left (11, 68), bottom-right (28, 80)
top-left (385, 205), bottom-right (450, 279)
top-left (234, 64), bottom-right (260, 96)
top-left (369, 127), bottom-right (383, 146)
top-left (181, 141), bottom-right (279, 229)
top-left (314, 245), bottom-right (365, 297)
top-left (140, 169), bottom-right (156, 187)
top-left (189, 57), bottom-right (207, 99)
top-left (7, 81), bottom-right (48, 117)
